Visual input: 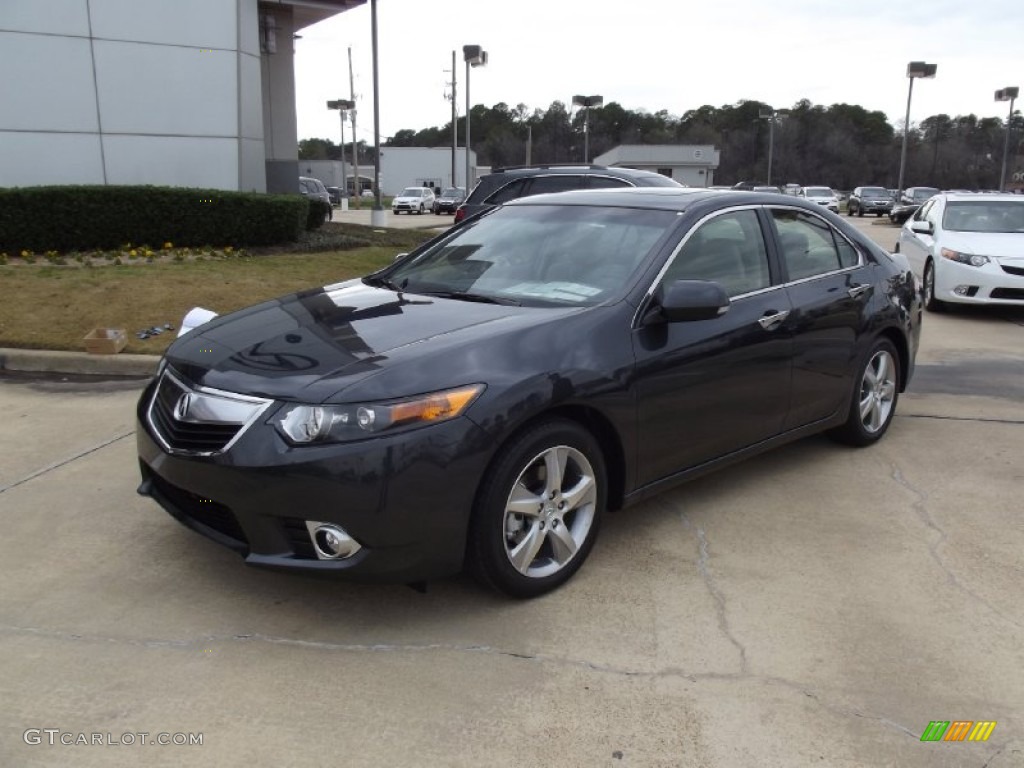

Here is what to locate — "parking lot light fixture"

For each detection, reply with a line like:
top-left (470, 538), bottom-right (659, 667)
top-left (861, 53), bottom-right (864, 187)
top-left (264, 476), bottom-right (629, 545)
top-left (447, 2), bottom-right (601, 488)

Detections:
top-left (463, 45), bottom-right (487, 189)
top-left (897, 61), bottom-right (937, 199)
top-left (758, 107), bottom-right (787, 186)
top-left (572, 95), bottom-right (604, 163)
top-left (326, 99), bottom-right (355, 210)
top-left (995, 87), bottom-right (1019, 192)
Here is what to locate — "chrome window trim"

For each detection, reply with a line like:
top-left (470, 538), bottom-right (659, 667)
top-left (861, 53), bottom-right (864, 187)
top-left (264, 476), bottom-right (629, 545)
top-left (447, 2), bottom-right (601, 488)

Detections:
top-left (146, 367), bottom-right (274, 457)
top-left (632, 203), bottom-right (869, 328)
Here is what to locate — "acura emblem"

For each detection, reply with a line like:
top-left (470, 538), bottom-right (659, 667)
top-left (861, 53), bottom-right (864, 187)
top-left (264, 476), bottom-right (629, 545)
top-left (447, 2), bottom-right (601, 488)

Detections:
top-left (174, 393), bottom-right (193, 421)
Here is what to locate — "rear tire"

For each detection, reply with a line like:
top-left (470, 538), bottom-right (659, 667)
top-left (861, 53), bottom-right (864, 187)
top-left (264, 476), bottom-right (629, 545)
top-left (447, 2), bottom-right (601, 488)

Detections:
top-left (467, 419), bottom-right (606, 598)
top-left (829, 338), bottom-right (900, 447)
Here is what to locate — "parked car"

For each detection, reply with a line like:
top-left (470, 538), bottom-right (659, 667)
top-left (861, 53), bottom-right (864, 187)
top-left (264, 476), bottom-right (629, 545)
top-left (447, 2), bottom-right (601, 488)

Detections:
top-left (889, 186), bottom-right (939, 224)
top-left (454, 164), bottom-right (681, 223)
top-left (299, 176), bottom-right (332, 225)
top-left (325, 186), bottom-right (342, 206)
top-left (847, 186), bottom-right (894, 217)
top-left (432, 186), bottom-right (466, 215)
top-left (391, 186), bottom-right (436, 215)
top-left (731, 181), bottom-right (767, 191)
top-left (136, 188), bottom-right (920, 597)
top-left (752, 185), bottom-right (783, 194)
top-left (798, 186), bottom-right (840, 213)
top-left (897, 192), bottom-right (1024, 310)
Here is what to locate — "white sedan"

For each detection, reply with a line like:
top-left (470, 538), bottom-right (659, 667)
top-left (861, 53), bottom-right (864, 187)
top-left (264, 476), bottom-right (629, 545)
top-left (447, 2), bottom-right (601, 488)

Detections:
top-left (798, 186), bottom-right (840, 213)
top-left (897, 192), bottom-right (1024, 310)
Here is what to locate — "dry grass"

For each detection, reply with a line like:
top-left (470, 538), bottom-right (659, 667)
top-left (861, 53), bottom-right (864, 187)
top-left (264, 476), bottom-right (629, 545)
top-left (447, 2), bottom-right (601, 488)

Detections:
top-left (0, 247), bottom-right (404, 354)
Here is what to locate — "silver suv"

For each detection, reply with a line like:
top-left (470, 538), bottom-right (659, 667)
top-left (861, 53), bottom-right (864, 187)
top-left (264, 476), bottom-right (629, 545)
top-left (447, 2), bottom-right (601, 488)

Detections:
top-left (391, 186), bottom-right (436, 215)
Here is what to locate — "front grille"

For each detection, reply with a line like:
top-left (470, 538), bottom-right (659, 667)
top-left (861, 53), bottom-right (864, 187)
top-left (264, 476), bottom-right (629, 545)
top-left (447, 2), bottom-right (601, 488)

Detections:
top-left (991, 288), bottom-right (1024, 300)
top-left (281, 517), bottom-right (317, 559)
top-left (148, 471), bottom-right (248, 547)
top-left (1000, 264), bottom-right (1024, 277)
top-left (147, 369), bottom-right (271, 455)
top-left (151, 375), bottom-right (240, 453)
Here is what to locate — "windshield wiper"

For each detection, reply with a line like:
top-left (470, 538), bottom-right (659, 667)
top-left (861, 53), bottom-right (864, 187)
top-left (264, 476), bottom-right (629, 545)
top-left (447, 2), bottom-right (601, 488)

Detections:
top-left (420, 290), bottom-right (521, 306)
top-left (364, 275), bottom-right (406, 291)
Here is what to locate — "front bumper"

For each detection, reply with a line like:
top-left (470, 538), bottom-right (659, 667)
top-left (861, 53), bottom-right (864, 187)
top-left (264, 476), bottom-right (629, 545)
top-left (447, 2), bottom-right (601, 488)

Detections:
top-left (859, 201), bottom-right (893, 214)
top-left (933, 258), bottom-right (1024, 306)
top-left (135, 383), bottom-right (494, 583)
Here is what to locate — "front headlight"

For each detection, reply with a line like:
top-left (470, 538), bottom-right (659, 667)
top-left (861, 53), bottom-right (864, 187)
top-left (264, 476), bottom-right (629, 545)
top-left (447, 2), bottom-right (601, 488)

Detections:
top-left (940, 248), bottom-right (989, 268)
top-left (275, 384), bottom-right (484, 445)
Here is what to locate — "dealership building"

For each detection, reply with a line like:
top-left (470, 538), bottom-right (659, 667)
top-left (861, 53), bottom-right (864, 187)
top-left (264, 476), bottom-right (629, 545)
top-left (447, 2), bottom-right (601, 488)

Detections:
top-left (0, 0), bottom-right (364, 194)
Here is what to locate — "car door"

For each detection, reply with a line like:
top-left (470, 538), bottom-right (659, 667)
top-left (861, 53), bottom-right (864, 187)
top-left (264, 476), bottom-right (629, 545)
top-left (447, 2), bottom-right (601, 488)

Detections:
top-left (632, 208), bottom-right (793, 485)
top-left (899, 197), bottom-right (940, 278)
top-left (764, 206), bottom-right (877, 430)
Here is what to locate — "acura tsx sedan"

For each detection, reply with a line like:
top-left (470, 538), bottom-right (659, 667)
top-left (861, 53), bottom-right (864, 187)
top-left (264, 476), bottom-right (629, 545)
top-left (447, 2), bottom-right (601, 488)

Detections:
top-left (136, 188), bottom-right (921, 598)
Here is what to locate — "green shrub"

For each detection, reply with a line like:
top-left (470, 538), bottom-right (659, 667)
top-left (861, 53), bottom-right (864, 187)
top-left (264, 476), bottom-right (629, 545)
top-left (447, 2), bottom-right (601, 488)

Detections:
top-left (0, 185), bottom-right (309, 252)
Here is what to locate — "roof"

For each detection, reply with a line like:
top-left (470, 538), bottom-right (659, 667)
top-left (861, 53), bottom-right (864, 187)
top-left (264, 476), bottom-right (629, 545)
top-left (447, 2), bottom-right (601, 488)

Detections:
top-left (261, 0), bottom-right (366, 32)
top-left (504, 186), bottom-right (809, 212)
top-left (594, 144), bottom-right (720, 168)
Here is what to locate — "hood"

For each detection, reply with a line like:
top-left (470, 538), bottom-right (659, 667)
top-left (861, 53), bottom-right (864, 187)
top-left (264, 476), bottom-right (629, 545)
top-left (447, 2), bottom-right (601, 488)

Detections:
top-left (942, 232), bottom-right (1024, 261)
top-left (164, 280), bottom-right (567, 403)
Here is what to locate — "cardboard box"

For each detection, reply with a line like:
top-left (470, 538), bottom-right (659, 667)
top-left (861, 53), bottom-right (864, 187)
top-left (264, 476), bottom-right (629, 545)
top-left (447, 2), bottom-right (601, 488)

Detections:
top-left (82, 328), bottom-right (127, 355)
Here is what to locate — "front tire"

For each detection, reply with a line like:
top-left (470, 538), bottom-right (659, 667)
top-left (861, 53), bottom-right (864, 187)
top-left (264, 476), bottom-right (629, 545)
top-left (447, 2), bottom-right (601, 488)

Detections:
top-left (467, 420), bottom-right (606, 598)
top-left (923, 260), bottom-right (947, 312)
top-left (829, 339), bottom-right (900, 446)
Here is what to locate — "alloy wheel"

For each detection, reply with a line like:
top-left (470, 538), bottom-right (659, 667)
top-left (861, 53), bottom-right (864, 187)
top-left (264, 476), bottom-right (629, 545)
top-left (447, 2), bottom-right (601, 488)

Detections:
top-left (502, 445), bottom-right (597, 579)
top-left (858, 349), bottom-right (897, 434)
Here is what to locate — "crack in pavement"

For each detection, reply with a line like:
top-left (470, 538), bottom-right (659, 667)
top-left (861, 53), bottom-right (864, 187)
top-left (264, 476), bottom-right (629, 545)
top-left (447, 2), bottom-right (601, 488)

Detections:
top-left (889, 462), bottom-right (1022, 630)
top-left (899, 413), bottom-right (1024, 425)
top-left (0, 431), bottom-right (134, 495)
top-left (1, 622), bottom-right (938, 741)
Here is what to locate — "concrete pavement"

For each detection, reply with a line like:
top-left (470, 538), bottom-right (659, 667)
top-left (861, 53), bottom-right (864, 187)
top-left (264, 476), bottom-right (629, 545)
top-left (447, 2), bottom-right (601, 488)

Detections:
top-left (1, 213), bottom-right (1023, 767)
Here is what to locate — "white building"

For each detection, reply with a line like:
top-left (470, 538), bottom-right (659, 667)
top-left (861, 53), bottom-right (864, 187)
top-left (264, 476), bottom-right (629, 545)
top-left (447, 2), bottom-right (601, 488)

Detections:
top-left (0, 0), bottom-right (363, 193)
top-left (593, 144), bottom-right (721, 187)
top-left (375, 147), bottom-right (478, 196)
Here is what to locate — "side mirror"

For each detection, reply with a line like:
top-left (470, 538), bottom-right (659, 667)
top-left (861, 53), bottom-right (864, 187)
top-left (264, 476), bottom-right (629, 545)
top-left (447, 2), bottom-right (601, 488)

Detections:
top-left (910, 221), bottom-right (933, 235)
top-left (646, 280), bottom-right (730, 324)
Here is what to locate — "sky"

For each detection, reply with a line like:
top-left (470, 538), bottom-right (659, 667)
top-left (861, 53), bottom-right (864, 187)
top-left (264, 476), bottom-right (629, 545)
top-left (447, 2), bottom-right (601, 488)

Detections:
top-left (293, 0), bottom-right (1023, 144)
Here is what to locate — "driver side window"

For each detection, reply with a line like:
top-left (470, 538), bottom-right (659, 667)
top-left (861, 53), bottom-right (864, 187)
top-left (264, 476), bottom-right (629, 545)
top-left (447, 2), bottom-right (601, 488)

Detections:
top-left (661, 210), bottom-right (771, 298)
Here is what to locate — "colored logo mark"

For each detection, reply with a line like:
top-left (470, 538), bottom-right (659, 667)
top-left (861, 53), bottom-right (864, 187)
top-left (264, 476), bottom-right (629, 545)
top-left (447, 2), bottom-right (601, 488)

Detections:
top-left (920, 720), bottom-right (996, 742)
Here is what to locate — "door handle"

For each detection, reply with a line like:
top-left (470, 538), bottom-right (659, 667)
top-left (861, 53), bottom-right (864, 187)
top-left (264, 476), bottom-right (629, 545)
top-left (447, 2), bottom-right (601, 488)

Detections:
top-left (847, 283), bottom-right (872, 299)
top-left (758, 310), bottom-right (790, 331)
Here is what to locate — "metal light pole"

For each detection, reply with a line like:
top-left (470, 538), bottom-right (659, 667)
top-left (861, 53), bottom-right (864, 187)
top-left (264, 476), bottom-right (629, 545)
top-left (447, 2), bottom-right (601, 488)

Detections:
top-left (996, 86), bottom-right (1019, 192)
top-left (897, 61), bottom-right (937, 200)
top-left (326, 99), bottom-right (354, 210)
top-left (572, 95), bottom-right (603, 163)
top-left (369, 0), bottom-right (385, 226)
top-left (463, 44), bottom-right (487, 190)
top-left (758, 107), bottom-right (776, 185)
top-left (347, 46), bottom-right (359, 208)
top-left (447, 50), bottom-right (457, 188)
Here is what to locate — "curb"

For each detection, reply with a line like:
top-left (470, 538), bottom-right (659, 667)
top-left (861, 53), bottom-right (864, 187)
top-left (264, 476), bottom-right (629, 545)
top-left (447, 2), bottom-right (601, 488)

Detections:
top-left (0, 347), bottom-right (159, 377)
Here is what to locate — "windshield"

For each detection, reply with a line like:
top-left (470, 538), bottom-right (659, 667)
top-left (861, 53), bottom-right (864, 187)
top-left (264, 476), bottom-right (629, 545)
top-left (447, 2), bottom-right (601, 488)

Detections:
top-left (400, 187), bottom-right (424, 197)
top-left (378, 204), bottom-right (677, 307)
top-left (942, 201), bottom-right (1024, 233)
top-left (441, 188), bottom-right (463, 197)
top-left (912, 188), bottom-right (939, 202)
top-left (862, 187), bottom-right (888, 197)
top-left (805, 187), bottom-right (833, 197)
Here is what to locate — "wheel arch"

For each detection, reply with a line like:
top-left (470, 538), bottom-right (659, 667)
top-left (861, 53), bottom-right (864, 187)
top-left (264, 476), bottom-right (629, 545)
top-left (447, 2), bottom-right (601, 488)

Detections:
top-left (875, 326), bottom-right (910, 392)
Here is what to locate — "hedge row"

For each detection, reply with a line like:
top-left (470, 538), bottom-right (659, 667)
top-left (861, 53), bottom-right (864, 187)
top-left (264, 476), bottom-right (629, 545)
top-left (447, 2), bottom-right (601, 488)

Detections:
top-left (0, 185), bottom-right (309, 252)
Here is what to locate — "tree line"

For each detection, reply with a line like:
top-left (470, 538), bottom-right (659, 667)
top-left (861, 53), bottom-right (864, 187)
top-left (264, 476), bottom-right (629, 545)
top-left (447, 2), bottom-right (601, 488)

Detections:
top-left (299, 98), bottom-right (1022, 191)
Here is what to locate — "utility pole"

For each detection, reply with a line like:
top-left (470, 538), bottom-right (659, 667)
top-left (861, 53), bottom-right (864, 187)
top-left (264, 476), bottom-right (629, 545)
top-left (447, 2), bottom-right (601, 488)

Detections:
top-left (450, 50), bottom-right (457, 188)
top-left (348, 47), bottom-right (360, 208)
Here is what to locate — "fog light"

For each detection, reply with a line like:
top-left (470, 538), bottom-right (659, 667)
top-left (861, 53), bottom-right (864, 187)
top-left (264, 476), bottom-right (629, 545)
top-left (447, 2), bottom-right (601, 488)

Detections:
top-left (305, 521), bottom-right (361, 560)
top-left (953, 285), bottom-right (979, 297)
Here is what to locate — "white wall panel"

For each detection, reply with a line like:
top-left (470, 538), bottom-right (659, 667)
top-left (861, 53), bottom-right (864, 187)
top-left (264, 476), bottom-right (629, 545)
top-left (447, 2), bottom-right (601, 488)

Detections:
top-left (238, 0), bottom-right (259, 57)
top-left (239, 52), bottom-right (263, 140)
top-left (240, 138), bottom-right (266, 192)
top-left (0, 132), bottom-right (104, 187)
top-left (0, 0), bottom-right (89, 36)
top-left (0, 33), bottom-right (98, 132)
top-left (88, 0), bottom-right (235, 49)
top-left (93, 41), bottom-right (236, 136)
top-left (102, 135), bottom-right (238, 189)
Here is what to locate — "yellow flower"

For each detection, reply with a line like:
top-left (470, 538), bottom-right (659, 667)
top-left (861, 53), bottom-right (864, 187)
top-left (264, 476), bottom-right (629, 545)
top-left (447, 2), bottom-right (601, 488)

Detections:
top-left (21, 250), bottom-right (31, 258)
top-left (129, 249), bottom-right (137, 257)
top-left (163, 242), bottom-right (173, 249)
top-left (224, 246), bottom-right (234, 253)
